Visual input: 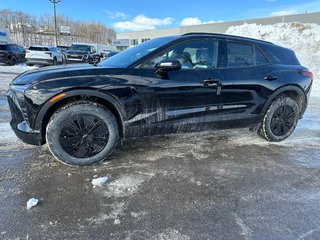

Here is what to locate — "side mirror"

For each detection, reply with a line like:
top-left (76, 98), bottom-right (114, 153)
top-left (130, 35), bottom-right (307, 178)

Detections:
top-left (155, 59), bottom-right (182, 74)
top-left (91, 49), bottom-right (96, 54)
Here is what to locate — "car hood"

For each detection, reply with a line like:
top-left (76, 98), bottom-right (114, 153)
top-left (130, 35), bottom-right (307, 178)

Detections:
top-left (11, 64), bottom-right (116, 85)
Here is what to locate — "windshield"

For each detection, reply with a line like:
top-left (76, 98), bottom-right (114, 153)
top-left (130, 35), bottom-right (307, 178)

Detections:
top-left (69, 44), bottom-right (91, 52)
top-left (100, 36), bottom-right (178, 68)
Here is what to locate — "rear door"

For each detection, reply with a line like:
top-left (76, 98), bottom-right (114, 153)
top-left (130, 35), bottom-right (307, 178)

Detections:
top-left (137, 38), bottom-right (223, 130)
top-left (218, 40), bottom-right (281, 126)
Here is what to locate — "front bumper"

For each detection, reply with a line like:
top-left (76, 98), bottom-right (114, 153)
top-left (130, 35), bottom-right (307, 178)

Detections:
top-left (7, 86), bottom-right (42, 146)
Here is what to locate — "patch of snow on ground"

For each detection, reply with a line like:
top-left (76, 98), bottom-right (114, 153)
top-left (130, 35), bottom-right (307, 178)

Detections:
top-left (91, 176), bottom-right (109, 188)
top-left (87, 202), bottom-right (125, 224)
top-left (150, 228), bottom-right (191, 240)
top-left (0, 64), bottom-right (37, 74)
top-left (101, 173), bottom-right (154, 198)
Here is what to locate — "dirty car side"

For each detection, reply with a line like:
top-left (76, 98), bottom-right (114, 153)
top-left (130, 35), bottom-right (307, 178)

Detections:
top-left (7, 33), bottom-right (313, 165)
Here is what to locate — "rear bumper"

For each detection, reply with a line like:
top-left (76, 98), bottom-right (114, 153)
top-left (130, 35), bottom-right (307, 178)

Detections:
top-left (26, 58), bottom-right (53, 66)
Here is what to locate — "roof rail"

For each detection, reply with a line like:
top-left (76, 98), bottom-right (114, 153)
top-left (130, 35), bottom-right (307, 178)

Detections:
top-left (181, 32), bottom-right (274, 45)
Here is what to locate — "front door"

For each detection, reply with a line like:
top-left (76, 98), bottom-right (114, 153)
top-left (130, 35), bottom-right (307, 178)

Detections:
top-left (137, 38), bottom-right (223, 131)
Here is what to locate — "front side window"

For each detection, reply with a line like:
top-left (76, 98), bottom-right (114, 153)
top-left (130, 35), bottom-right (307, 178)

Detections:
top-left (227, 42), bottom-right (254, 68)
top-left (142, 39), bottom-right (219, 69)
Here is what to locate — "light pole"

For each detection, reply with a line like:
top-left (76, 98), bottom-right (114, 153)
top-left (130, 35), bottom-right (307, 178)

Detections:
top-left (49, 0), bottom-right (61, 46)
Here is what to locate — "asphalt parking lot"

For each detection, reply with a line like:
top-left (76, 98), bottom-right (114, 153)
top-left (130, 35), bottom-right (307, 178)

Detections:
top-left (1, 71), bottom-right (320, 240)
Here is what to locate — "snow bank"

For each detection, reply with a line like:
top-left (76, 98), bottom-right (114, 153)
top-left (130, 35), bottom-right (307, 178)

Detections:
top-left (226, 22), bottom-right (320, 94)
top-left (0, 64), bottom-right (37, 74)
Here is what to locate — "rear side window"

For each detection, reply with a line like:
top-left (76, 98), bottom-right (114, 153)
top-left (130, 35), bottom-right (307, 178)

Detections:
top-left (260, 45), bottom-right (300, 65)
top-left (29, 46), bottom-right (50, 51)
top-left (227, 42), bottom-right (254, 68)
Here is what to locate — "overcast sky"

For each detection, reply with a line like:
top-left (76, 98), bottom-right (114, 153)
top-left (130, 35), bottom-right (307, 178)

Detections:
top-left (1, 0), bottom-right (320, 31)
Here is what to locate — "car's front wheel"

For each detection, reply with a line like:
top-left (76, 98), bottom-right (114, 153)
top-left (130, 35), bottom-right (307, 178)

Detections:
top-left (259, 96), bottom-right (299, 142)
top-left (46, 101), bottom-right (119, 165)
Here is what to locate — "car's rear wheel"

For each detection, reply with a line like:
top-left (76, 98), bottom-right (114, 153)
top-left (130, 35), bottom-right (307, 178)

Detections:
top-left (46, 101), bottom-right (119, 165)
top-left (259, 96), bottom-right (299, 142)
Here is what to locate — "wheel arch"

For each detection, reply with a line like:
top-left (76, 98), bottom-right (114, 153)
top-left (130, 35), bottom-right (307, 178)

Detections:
top-left (35, 89), bottom-right (125, 144)
top-left (261, 85), bottom-right (307, 117)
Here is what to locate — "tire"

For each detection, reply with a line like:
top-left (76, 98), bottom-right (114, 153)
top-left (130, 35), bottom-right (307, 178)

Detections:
top-left (9, 57), bottom-right (17, 66)
top-left (259, 96), bottom-right (299, 142)
top-left (52, 57), bottom-right (57, 66)
top-left (46, 101), bottom-right (119, 166)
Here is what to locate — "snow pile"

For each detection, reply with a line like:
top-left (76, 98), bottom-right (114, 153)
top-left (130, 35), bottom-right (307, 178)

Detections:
top-left (91, 176), bottom-right (109, 188)
top-left (226, 22), bottom-right (320, 93)
top-left (27, 198), bottom-right (39, 210)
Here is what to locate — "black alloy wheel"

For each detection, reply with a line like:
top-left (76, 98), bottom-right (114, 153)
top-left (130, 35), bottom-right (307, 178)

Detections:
top-left (46, 101), bottom-right (119, 165)
top-left (270, 105), bottom-right (295, 136)
top-left (259, 96), bottom-right (299, 142)
top-left (59, 114), bottom-right (109, 158)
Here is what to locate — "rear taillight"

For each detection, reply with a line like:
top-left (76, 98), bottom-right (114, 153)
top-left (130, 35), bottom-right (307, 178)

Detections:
top-left (45, 51), bottom-right (52, 57)
top-left (301, 70), bottom-right (314, 79)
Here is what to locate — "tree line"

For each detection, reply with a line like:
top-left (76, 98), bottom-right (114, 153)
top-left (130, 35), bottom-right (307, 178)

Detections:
top-left (0, 9), bottom-right (116, 47)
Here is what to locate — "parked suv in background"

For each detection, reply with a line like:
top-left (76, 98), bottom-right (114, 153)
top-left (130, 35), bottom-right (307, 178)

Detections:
top-left (26, 46), bottom-right (63, 66)
top-left (7, 33), bottom-right (313, 166)
top-left (0, 43), bottom-right (26, 65)
top-left (64, 44), bottom-right (100, 64)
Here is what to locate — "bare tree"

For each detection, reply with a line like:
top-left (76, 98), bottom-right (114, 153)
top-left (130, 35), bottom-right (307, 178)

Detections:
top-left (0, 9), bottom-right (116, 47)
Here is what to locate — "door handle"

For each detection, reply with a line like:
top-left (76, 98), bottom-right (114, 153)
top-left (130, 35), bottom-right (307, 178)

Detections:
top-left (203, 79), bottom-right (220, 86)
top-left (203, 79), bottom-right (222, 95)
top-left (264, 75), bottom-right (278, 81)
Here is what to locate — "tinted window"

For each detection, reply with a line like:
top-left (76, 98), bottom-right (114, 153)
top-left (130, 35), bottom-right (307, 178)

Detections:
top-left (143, 39), bottom-right (219, 69)
top-left (8, 45), bottom-right (17, 51)
top-left (29, 46), bottom-right (50, 51)
top-left (227, 42), bottom-right (254, 68)
top-left (0, 45), bottom-right (7, 50)
top-left (255, 47), bottom-right (269, 65)
top-left (260, 45), bottom-right (300, 65)
top-left (69, 44), bottom-right (91, 52)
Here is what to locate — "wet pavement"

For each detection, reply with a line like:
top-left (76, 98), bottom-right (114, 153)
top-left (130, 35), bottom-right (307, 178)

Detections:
top-left (1, 72), bottom-right (320, 240)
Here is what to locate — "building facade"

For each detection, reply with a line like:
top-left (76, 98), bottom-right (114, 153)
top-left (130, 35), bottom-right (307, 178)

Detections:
top-left (0, 26), bottom-right (10, 44)
top-left (115, 11), bottom-right (320, 50)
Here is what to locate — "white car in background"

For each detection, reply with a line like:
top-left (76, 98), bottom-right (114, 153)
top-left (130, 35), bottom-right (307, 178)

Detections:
top-left (26, 46), bottom-right (64, 66)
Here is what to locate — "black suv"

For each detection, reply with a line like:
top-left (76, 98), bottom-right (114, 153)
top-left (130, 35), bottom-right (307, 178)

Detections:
top-left (7, 33), bottom-right (313, 165)
top-left (64, 44), bottom-right (100, 64)
top-left (0, 43), bottom-right (26, 65)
